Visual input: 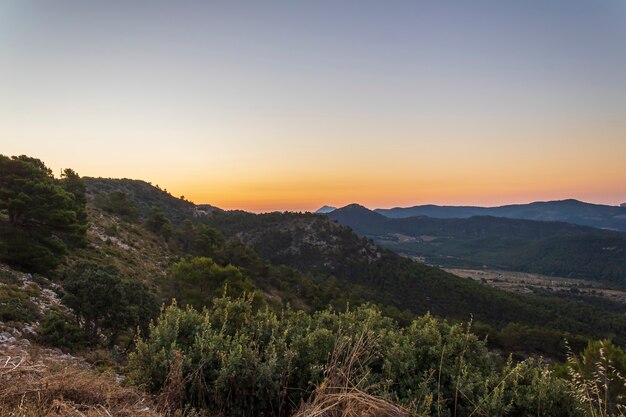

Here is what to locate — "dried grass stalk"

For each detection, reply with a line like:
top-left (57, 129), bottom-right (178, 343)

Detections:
top-left (294, 332), bottom-right (416, 417)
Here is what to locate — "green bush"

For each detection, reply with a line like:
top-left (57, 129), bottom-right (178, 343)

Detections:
top-left (37, 309), bottom-right (86, 351)
top-left (0, 284), bottom-right (39, 324)
top-left (128, 295), bottom-right (582, 417)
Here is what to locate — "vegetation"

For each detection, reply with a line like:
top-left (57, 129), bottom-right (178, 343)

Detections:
top-left (0, 284), bottom-right (39, 324)
top-left (186, 209), bottom-right (626, 357)
top-left (94, 190), bottom-right (140, 221)
top-left (84, 177), bottom-right (219, 224)
top-left (0, 349), bottom-right (163, 417)
top-left (565, 340), bottom-right (626, 416)
top-left (37, 309), bottom-right (86, 351)
top-left (164, 257), bottom-right (256, 309)
top-left (0, 155), bottom-right (87, 272)
top-left (78, 177), bottom-right (626, 358)
top-left (60, 261), bottom-right (158, 346)
top-left (146, 207), bottom-right (173, 240)
top-left (129, 295), bottom-right (588, 417)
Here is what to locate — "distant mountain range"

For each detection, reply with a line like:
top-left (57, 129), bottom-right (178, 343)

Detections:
top-left (325, 204), bottom-right (626, 284)
top-left (373, 199), bottom-right (626, 232)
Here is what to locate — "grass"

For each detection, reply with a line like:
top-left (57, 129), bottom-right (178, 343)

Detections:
top-left (294, 333), bottom-right (412, 417)
top-left (0, 348), bottom-right (161, 417)
top-left (567, 341), bottom-right (626, 417)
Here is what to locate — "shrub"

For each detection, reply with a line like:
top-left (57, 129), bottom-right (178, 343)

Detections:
top-left (0, 285), bottom-right (39, 324)
top-left (128, 295), bottom-right (582, 417)
top-left (37, 309), bottom-right (86, 351)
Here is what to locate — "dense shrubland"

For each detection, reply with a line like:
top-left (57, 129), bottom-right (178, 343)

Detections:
top-left (129, 294), bottom-right (626, 417)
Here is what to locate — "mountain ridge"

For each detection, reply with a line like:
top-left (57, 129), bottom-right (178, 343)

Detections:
top-left (374, 199), bottom-right (626, 231)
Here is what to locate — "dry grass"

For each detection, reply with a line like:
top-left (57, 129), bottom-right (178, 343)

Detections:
top-left (294, 332), bottom-right (416, 417)
top-left (0, 349), bottom-right (162, 417)
top-left (566, 341), bottom-right (626, 417)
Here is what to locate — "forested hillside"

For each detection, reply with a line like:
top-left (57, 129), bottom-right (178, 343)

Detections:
top-left (326, 204), bottom-right (626, 284)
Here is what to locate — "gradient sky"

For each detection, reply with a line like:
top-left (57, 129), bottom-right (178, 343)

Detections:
top-left (1, 1), bottom-right (625, 212)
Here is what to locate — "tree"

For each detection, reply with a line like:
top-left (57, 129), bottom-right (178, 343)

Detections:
top-left (62, 262), bottom-right (158, 346)
top-left (0, 155), bottom-right (86, 271)
top-left (166, 257), bottom-right (255, 309)
top-left (146, 207), bottom-right (173, 240)
top-left (176, 220), bottom-right (224, 257)
top-left (60, 168), bottom-right (88, 223)
top-left (104, 191), bottom-right (139, 220)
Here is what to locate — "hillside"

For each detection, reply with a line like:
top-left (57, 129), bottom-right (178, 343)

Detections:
top-left (83, 177), bottom-right (221, 224)
top-left (326, 204), bottom-right (626, 284)
top-left (191, 210), bottom-right (626, 350)
top-left (375, 199), bottom-right (626, 231)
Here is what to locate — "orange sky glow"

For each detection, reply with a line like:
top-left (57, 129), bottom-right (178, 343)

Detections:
top-left (1, 2), bottom-right (625, 212)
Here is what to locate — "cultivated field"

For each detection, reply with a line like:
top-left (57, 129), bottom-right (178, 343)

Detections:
top-left (445, 268), bottom-right (626, 304)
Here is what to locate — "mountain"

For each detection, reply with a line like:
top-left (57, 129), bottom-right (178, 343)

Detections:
top-left (326, 204), bottom-right (626, 284)
top-left (375, 199), bottom-right (626, 231)
top-left (315, 205), bottom-right (337, 214)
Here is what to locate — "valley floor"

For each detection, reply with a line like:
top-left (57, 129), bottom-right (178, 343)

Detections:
top-left (444, 267), bottom-right (626, 303)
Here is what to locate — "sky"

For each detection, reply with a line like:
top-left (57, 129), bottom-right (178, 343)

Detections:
top-left (1, 1), bottom-right (625, 212)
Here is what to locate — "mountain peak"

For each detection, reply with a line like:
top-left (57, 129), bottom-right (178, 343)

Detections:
top-left (327, 204), bottom-right (387, 223)
top-left (315, 205), bottom-right (337, 214)
top-left (341, 203), bottom-right (370, 210)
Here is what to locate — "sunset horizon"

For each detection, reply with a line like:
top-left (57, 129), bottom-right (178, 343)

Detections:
top-left (2, 1), bottom-right (625, 211)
